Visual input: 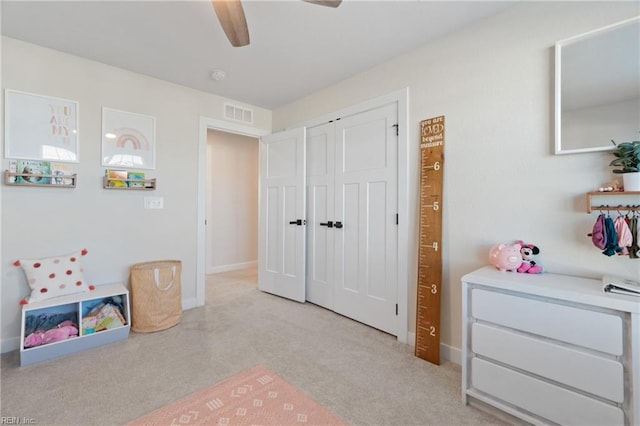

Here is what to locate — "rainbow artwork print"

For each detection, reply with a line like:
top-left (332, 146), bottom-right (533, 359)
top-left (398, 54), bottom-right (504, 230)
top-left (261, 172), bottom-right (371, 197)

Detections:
top-left (102, 108), bottom-right (156, 170)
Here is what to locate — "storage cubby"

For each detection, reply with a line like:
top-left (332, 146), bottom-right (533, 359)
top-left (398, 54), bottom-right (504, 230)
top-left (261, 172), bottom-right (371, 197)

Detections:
top-left (4, 170), bottom-right (77, 188)
top-left (20, 283), bottom-right (130, 366)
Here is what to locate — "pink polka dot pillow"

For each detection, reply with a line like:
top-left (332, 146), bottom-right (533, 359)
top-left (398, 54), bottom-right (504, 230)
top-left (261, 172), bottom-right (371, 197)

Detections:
top-left (15, 249), bottom-right (92, 303)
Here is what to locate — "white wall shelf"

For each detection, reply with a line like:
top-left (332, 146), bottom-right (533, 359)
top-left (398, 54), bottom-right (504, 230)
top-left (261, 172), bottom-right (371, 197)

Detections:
top-left (103, 176), bottom-right (156, 190)
top-left (586, 191), bottom-right (640, 213)
top-left (4, 170), bottom-right (77, 188)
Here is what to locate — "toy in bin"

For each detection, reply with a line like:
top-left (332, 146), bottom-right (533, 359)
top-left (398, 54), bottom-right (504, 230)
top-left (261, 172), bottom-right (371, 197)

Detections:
top-left (82, 316), bottom-right (97, 335)
top-left (82, 302), bottom-right (126, 335)
top-left (24, 320), bottom-right (79, 348)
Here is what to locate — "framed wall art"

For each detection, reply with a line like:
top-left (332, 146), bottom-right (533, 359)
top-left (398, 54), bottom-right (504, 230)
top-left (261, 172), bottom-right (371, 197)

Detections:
top-left (102, 107), bottom-right (156, 170)
top-left (4, 89), bottom-right (79, 163)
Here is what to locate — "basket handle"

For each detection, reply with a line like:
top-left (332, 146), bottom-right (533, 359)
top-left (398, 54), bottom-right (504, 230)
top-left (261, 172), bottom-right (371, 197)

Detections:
top-left (153, 265), bottom-right (176, 291)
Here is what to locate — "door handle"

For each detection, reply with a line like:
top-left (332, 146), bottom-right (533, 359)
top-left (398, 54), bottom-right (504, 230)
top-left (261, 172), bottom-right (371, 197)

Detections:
top-left (334, 221), bottom-right (343, 229)
top-left (289, 219), bottom-right (305, 226)
top-left (319, 221), bottom-right (334, 228)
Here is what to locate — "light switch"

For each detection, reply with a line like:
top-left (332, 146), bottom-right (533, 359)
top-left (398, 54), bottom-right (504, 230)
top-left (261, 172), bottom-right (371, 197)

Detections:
top-left (144, 196), bottom-right (164, 209)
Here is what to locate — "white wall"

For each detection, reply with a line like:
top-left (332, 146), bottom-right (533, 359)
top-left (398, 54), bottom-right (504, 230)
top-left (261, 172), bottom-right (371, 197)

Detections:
top-left (206, 130), bottom-right (258, 273)
top-left (0, 37), bottom-right (272, 352)
top-left (273, 2), bottom-right (640, 354)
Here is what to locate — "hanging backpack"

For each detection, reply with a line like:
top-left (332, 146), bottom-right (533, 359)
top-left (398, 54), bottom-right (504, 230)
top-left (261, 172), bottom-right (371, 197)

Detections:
top-left (614, 215), bottom-right (633, 256)
top-left (589, 213), bottom-right (607, 250)
top-left (628, 216), bottom-right (639, 259)
top-left (602, 216), bottom-right (622, 257)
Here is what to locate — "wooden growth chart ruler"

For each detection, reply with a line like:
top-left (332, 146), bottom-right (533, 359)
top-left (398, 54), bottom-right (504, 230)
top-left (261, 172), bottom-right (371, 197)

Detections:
top-left (415, 115), bottom-right (445, 365)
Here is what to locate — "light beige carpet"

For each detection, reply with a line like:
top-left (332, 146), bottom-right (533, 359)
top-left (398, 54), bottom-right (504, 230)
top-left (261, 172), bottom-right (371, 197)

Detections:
top-left (1, 267), bottom-right (510, 425)
top-left (127, 364), bottom-right (346, 426)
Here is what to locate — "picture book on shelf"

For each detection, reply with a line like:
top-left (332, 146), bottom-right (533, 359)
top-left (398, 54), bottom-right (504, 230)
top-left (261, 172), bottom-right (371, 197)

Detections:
top-left (105, 169), bottom-right (128, 187)
top-left (16, 160), bottom-right (51, 184)
top-left (127, 171), bottom-right (146, 188)
top-left (51, 162), bottom-right (75, 185)
top-left (8, 160), bottom-right (17, 183)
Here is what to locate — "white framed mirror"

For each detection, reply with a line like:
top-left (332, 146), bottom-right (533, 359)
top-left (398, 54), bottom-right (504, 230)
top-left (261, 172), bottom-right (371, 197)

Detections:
top-left (555, 16), bottom-right (640, 155)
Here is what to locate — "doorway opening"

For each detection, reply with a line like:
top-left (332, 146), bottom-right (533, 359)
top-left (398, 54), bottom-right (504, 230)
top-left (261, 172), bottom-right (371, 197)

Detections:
top-left (205, 129), bottom-right (259, 274)
top-left (196, 117), bottom-right (269, 306)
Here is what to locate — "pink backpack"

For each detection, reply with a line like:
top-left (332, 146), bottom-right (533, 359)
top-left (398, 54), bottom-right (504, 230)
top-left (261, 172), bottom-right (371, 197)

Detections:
top-left (590, 214), bottom-right (606, 250)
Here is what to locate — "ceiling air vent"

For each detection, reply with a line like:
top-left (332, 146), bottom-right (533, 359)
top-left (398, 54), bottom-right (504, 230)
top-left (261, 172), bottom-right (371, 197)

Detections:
top-left (224, 104), bottom-right (253, 124)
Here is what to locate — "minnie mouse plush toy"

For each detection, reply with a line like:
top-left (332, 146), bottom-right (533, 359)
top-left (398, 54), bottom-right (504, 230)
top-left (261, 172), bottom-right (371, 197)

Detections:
top-left (516, 241), bottom-right (543, 274)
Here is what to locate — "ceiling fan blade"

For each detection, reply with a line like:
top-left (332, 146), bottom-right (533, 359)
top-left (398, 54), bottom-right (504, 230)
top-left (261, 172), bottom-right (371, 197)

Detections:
top-left (211, 0), bottom-right (250, 47)
top-left (303, 0), bottom-right (342, 7)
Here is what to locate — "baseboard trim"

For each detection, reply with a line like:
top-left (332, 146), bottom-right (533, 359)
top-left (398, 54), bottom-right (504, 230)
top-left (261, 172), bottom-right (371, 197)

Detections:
top-left (182, 297), bottom-right (198, 310)
top-left (406, 332), bottom-right (461, 365)
top-left (208, 261), bottom-right (257, 275)
top-left (408, 331), bottom-right (415, 346)
top-left (1, 337), bottom-right (20, 354)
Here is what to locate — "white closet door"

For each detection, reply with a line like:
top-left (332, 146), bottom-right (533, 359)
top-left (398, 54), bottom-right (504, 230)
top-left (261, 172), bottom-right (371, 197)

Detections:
top-left (258, 127), bottom-right (306, 302)
top-left (305, 123), bottom-right (335, 309)
top-left (334, 103), bottom-right (398, 335)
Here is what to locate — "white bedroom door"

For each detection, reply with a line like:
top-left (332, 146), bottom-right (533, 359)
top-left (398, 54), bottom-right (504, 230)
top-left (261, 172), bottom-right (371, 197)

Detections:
top-left (333, 103), bottom-right (398, 335)
top-left (305, 103), bottom-right (399, 335)
top-left (258, 127), bottom-right (307, 302)
top-left (305, 122), bottom-right (336, 308)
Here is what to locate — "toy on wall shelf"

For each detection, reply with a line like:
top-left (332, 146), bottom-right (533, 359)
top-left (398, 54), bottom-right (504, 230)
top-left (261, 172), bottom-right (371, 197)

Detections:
top-left (489, 243), bottom-right (522, 272)
top-left (597, 179), bottom-right (622, 192)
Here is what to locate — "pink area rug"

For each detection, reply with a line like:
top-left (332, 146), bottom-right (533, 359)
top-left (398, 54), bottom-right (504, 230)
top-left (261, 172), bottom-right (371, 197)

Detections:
top-left (127, 365), bottom-right (346, 425)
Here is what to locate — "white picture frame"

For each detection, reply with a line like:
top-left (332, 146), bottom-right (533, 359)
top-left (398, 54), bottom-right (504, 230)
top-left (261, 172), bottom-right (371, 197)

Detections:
top-left (4, 89), bottom-right (79, 163)
top-left (101, 107), bottom-right (156, 170)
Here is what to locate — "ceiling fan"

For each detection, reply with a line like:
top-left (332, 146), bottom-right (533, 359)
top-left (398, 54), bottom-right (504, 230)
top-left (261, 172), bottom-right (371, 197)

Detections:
top-left (211, 0), bottom-right (342, 47)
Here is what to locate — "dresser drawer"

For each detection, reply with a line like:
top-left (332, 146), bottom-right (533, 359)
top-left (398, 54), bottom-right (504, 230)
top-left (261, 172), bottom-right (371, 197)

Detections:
top-left (472, 322), bottom-right (624, 402)
top-left (471, 358), bottom-right (625, 426)
top-left (471, 288), bottom-right (623, 355)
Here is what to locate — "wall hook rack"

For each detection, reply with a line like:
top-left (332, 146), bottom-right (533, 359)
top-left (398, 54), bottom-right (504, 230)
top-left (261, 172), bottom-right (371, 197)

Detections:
top-left (586, 191), bottom-right (640, 213)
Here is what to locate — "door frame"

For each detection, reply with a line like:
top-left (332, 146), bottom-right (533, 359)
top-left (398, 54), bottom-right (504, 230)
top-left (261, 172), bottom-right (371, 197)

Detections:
top-left (197, 117), bottom-right (270, 306)
top-left (291, 88), bottom-right (409, 344)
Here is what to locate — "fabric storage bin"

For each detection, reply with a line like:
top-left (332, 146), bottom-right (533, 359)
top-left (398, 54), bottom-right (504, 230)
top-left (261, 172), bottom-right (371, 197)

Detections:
top-left (130, 260), bottom-right (182, 333)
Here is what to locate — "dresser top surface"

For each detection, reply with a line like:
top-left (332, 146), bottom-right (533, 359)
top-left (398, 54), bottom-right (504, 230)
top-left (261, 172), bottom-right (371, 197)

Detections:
top-left (462, 266), bottom-right (639, 313)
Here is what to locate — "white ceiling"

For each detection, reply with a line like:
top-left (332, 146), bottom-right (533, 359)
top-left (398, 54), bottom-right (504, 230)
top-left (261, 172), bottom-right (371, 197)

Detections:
top-left (1, 0), bottom-right (517, 110)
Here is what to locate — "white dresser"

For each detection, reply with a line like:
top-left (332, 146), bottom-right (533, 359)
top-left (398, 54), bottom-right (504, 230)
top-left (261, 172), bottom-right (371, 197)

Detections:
top-left (461, 267), bottom-right (639, 426)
